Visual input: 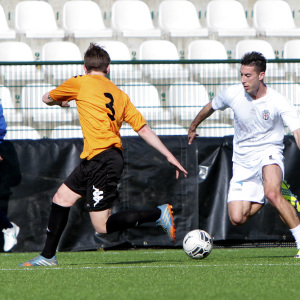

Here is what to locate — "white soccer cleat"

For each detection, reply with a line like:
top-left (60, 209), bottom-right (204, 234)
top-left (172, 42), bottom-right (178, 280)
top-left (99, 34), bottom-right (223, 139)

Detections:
top-left (2, 222), bottom-right (20, 252)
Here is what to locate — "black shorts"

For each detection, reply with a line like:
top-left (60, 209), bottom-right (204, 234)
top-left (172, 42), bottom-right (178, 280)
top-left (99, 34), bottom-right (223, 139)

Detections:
top-left (64, 148), bottom-right (124, 212)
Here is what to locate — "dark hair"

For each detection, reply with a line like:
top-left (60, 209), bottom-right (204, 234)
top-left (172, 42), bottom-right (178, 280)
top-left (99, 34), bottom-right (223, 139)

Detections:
top-left (84, 43), bottom-right (111, 73)
top-left (240, 51), bottom-right (267, 73)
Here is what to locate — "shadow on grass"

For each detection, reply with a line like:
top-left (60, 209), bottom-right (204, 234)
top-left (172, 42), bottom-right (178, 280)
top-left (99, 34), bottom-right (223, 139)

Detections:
top-left (104, 260), bottom-right (156, 265)
top-left (66, 259), bottom-right (180, 267)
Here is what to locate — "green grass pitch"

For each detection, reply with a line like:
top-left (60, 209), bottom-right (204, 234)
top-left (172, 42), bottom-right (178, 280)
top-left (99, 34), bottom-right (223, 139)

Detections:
top-left (1, 247), bottom-right (299, 300)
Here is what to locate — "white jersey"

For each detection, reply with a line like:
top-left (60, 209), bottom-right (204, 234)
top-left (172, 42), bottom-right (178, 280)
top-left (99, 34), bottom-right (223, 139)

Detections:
top-left (212, 83), bottom-right (300, 167)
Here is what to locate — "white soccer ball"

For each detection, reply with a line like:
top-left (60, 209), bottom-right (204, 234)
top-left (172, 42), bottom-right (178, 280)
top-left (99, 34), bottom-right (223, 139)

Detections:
top-left (183, 229), bottom-right (213, 259)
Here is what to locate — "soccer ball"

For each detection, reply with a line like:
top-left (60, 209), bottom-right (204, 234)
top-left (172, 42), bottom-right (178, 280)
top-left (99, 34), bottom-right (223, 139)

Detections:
top-left (183, 229), bottom-right (213, 259)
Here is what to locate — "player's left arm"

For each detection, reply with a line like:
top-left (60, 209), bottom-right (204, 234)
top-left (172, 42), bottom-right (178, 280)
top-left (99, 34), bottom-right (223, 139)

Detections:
top-left (293, 128), bottom-right (300, 150)
top-left (42, 92), bottom-right (70, 107)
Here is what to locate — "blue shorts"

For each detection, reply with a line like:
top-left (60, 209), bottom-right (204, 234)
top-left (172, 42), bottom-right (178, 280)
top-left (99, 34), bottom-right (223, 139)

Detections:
top-left (64, 147), bottom-right (124, 212)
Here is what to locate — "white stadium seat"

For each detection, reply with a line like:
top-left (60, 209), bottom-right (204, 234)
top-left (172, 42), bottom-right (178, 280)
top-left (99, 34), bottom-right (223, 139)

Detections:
top-left (0, 41), bottom-right (34, 60)
top-left (0, 86), bottom-right (22, 123)
top-left (284, 40), bottom-right (300, 59)
top-left (168, 82), bottom-right (213, 121)
top-left (111, 1), bottom-right (161, 37)
top-left (97, 41), bottom-right (142, 80)
top-left (253, 0), bottom-right (300, 36)
top-left (0, 41), bottom-right (43, 81)
top-left (41, 41), bottom-right (84, 80)
top-left (206, 0), bottom-right (256, 37)
top-left (283, 40), bottom-right (300, 76)
top-left (98, 41), bottom-right (132, 61)
top-left (158, 0), bottom-right (208, 37)
top-left (235, 39), bottom-right (275, 59)
top-left (5, 126), bottom-right (41, 140)
top-left (0, 4), bottom-right (16, 39)
top-left (62, 1), bottom-right (112, 38)
top-left (14, 1), bottom-right (64, 38)
top-left (139, 40), bottom-right (188, 79)
top-left (189, 40), bottom-right (228, 60)
top-left (121, 82), bottom-right (171, 121)
top-left (188, 40), bottom-right (235, 79)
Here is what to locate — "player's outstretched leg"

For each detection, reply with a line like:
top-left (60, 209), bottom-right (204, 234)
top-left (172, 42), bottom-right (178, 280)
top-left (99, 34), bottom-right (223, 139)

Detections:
top-left (19, 255), bottom-right (58, 267)
top-left (156, 204), bottom-right (175, 242)
top-left (281, 180), bottom-right (300, 212)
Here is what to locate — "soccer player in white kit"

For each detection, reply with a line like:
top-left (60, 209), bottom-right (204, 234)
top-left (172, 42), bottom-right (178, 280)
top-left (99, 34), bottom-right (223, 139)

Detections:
top-left (188, 51), bottom-right (300, 258)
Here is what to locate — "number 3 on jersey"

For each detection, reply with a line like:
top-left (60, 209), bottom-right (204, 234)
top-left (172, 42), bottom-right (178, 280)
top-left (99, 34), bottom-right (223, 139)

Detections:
top-left (104, 93), bottom-right (115, 121)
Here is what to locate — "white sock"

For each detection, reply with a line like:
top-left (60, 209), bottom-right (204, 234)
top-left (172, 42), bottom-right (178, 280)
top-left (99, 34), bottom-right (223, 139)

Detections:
top-left (290, 225), bottom-right (300, 249)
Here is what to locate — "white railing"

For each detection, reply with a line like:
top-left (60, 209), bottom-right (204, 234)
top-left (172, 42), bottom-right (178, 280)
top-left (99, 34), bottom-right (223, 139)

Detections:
top-left (1, 59), bottom-right (299, 139)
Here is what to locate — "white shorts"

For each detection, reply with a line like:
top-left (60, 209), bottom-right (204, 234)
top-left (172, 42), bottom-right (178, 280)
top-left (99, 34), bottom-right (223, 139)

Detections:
top-left (228, 152), bottom-right (284, 204)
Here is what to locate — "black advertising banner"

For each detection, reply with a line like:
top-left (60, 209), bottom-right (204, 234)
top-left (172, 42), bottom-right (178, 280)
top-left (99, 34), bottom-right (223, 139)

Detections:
top-left (2, 136), bottom-right (299, 252)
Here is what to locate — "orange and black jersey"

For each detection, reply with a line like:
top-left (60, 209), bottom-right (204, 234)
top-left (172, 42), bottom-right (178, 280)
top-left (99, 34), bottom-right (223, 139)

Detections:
top-left (49, 74), bottom-right (146, 160)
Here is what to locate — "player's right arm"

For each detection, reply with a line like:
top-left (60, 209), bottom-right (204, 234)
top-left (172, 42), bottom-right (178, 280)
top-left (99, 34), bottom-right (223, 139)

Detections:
top-left (42, 92), bottom-right (70, 107)
top-left (121, 93), bottom-right (187, 178)
top-left (137, 124), bottom-right (188, 178)
top-left (42, 76), bottom-right (83, 107)
top-left (188, 102), bottom-right (215, 145)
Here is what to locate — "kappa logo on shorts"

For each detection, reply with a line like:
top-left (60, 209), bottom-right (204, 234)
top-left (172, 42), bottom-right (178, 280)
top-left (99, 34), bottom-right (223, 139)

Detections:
top-left (93, 185), bottom-right (103, 207)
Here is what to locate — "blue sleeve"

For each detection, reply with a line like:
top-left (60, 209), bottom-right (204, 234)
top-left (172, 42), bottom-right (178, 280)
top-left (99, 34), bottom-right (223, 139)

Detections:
top-left (0, 104), bottom-right (7, 143)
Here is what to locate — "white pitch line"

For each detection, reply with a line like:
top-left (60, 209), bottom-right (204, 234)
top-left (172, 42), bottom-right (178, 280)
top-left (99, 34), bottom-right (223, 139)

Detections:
top-left (1, 262), bottom-right (300, 272)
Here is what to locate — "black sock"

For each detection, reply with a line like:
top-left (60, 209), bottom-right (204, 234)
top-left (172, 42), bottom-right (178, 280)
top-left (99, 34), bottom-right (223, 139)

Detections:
top-left (106, 208), bottom-right (161, 234)
top-left (41, 203), bottom-right (70, 259)
top-left (0, 208), bottom-right (12, 230)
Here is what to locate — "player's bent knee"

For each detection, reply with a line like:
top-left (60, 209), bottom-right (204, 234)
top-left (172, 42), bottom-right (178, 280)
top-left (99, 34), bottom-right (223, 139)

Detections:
top-left (230, 214), bottom-right (246, 226)
top-left (230, 219), bottom-right (243, 226)
top-left (94, 224), bottom-right (107, 234)
top-left (53, 193), bottom-right (72, 207)
top-left (265, 190), bottom-right (281, 207)
top-left (90, 209), bottom-right (112, 234)
top-left (265, 190), bottom-right (276, 202)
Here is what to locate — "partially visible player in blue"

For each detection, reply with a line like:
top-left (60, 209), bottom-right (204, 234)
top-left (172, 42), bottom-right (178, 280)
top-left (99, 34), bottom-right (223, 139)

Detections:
top-left (0, 101), bottom-right (20, 252)
top-left (19, 43), bottom-right (187, 267)
top-left (188, 51), bottom-right (300, 258)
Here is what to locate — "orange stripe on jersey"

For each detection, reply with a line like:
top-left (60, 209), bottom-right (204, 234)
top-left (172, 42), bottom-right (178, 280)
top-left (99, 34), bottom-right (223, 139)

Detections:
top-left (49, 75), bottom-right (146, 160)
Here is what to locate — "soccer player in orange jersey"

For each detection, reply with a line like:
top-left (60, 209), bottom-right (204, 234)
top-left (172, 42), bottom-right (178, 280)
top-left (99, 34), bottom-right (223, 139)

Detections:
top-left (19, 43), bottom-right (187, 266)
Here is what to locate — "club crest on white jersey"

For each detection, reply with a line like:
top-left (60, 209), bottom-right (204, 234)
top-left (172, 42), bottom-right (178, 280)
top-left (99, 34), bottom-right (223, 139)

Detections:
top-left (93, 185), bottom-right (103, 207)
top-left (262, 110), bottom-right (270, 120)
